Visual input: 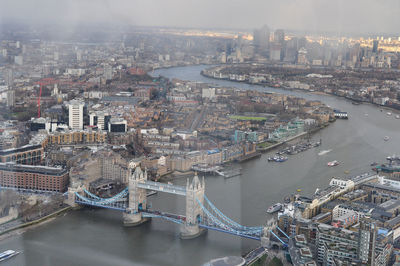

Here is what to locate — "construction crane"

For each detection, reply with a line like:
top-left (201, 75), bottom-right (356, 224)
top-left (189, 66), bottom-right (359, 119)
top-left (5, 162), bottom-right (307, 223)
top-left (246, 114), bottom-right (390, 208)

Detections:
top-left (35, 77), bottom-right (92, 117)
top-left (35, 78), bottom-right (56, 118)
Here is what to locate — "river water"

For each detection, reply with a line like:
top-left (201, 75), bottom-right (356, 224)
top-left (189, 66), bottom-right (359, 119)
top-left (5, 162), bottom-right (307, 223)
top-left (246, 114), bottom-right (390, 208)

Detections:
top-left (1, 65), bottom-right (400, 266)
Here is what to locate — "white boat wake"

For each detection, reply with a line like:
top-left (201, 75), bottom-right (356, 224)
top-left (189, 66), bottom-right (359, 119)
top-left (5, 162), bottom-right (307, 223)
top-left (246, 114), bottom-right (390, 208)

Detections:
top-left (318, 149), bottom-right (332, 156)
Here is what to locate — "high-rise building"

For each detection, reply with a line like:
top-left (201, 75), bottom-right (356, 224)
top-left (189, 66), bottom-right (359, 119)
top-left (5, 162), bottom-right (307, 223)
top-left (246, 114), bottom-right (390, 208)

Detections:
top-left (358, 217), bottom-right (377, 264)
top-left (253, 25), bottom-right (270, 55)
top-left (103, 64), bottom-right (113, 80)
top-left (6, 90), bottom-right (14, 107)
top-left (373, 40), bottom-right (379, 53)
top-left (274, 29), bottom-right (285, 45)
top-left (67, 100), bottom-right (84, 130)
top-left (274, 29), bottom-right (285, 61)
top-left (90, 111), bottom-right (110, 130)
top-left (5, 69), bottom-right (13, 88)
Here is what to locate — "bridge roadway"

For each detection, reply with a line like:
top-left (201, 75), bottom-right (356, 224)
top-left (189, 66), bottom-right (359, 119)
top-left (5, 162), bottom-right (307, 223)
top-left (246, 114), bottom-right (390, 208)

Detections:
top-left (137, 180), bottom-right (187, 196)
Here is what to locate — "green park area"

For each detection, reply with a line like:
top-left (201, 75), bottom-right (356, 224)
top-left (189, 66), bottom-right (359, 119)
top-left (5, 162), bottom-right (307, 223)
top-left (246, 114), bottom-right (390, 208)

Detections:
top-left (256, 141), bottom-right (275, 149)
top-left (229, 115), bottom-right (267, 121)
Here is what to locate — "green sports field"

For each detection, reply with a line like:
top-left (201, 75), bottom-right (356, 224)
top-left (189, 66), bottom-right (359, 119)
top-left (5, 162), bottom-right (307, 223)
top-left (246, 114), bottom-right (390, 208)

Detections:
top-left (229, 115), bottom-right (267, 121)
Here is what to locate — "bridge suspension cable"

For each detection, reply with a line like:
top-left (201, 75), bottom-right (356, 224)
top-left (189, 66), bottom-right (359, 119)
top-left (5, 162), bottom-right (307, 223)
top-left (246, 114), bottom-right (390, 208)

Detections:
top-left (81, 188), bottom-right (129, 204)
top-left (196, 199), bottom-right (262, 238)
top-left (203, 195), bottom-right (263, 231)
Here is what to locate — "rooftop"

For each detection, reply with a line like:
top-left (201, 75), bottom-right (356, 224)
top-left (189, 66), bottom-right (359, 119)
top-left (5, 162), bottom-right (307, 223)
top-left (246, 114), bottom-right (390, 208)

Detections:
top-left (0, 162), bottom-right (67, 176)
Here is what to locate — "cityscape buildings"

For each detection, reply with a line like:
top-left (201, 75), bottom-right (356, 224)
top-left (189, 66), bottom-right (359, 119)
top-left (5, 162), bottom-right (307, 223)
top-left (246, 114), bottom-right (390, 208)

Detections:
top-left (0, 9), bottom-right (400, 266)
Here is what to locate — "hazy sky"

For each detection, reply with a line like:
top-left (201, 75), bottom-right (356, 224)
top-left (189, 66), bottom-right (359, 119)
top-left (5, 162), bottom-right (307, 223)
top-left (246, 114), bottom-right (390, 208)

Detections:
top-left (1, 0), bottom-right (399, 34)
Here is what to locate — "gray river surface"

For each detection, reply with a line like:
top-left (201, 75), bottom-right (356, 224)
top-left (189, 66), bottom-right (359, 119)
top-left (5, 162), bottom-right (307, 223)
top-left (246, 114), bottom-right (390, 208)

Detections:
top-left (1, 65), bottom-right (400, 266)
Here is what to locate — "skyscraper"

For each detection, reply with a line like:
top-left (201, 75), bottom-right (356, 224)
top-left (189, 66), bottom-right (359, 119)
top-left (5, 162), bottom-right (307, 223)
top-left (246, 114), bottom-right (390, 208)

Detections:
top-left (104, 64), bottom-right (113, 80)
top-left (253, 25), bottom-right (270, 56)
top-left (372, 40), bottom-right (379, 53)
top-left (274, 29), bottom-right (285, 61)
top-left (5, 69), bottom-right (13, 88)
top-left (67, 100), bottom-right (84, 130)
top-left (274, 29), bottom-right (285, 45)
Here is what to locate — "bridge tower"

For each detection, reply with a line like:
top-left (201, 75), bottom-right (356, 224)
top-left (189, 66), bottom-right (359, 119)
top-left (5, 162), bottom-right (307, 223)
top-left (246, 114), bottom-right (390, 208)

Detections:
top-left (123, 166), bottom-right (149, 226)
top-left (181, 173), bottom-right (205, 239)
top-left (261, 220), bottom-right (277, 248)
top-left (65, 185), bottom-right (83, 208)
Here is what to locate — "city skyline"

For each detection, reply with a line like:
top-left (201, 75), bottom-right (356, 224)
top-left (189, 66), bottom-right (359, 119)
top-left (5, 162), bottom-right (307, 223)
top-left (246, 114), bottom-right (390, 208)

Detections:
top-left (1, 0), bottom-right (400, 35)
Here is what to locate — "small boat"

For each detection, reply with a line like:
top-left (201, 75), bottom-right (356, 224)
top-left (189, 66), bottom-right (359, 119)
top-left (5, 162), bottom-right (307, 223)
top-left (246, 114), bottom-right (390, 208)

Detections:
top-left (318, 149), bottom-right (332, 156)
top-left (296, 189), bottom-right (302, 192)
top-left (0, 250), bottom-right (20, 262)
top-left (384, 136), bottom-right (390, 141)
top-left (387, 112), bottom-right (392, 116)
top-left (327, 160), bottom-right (339, 167)
top-left (370, 162), bottom-right (378, 166)
top-left (344, 170), bottom-right (349, 174)
top-left (396, 115), bottom-right (400, 119)
top-left (267, 203), bottom-right (283, 214)
top-left (275, 156), bottom-right (288, 162)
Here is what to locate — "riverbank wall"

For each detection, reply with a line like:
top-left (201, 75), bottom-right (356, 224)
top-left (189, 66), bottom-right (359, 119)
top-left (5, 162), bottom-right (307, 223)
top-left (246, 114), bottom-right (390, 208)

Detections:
top-left (0, 206), bottom-right (71, 237)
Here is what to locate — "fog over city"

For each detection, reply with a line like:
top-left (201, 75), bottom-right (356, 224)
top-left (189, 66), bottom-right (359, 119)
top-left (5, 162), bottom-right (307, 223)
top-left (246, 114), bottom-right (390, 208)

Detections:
top-left (1, 0), bottom-right (400, 34)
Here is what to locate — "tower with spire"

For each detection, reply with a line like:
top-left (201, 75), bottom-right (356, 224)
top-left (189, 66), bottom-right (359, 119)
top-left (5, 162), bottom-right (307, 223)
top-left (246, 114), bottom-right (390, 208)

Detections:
top-left (123, 166), bottom-right (149, 226)
top-left (181, 173), bottom-right (205, 238)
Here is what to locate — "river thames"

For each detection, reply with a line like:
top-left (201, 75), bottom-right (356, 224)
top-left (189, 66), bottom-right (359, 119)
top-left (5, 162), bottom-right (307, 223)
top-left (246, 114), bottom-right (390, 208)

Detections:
top-left (1, 65), bottom-right (400, 266)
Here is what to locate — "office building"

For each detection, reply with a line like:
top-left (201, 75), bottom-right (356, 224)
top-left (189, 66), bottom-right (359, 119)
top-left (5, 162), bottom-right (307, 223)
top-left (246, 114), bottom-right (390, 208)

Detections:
top-left (67, 100), bottom-right (84, 130)
top-left (108, 118), bottom-right (127, 133)
top-left (373, 40), bottom-right (379, 53)
top-left (253, 25), bottom-right (270, 55)
top-left (103, 64), bottom-right (113, 80)
top-left (89, 111), bottom-right (110, 130)
top-left (274, 29), bottom-right (285, 45)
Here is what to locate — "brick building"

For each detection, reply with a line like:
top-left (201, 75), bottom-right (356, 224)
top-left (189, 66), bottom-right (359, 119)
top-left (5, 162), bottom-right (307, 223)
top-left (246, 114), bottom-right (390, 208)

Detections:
top-left (0, 162), bottom-right (69, 192)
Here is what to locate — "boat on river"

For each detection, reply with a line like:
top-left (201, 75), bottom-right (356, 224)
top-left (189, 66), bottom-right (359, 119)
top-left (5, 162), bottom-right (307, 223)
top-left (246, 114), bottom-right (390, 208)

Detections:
top-left (327, 160), bottom-right (339, 167)
top-left (318, 149), bottom-right (332, 156)
top-left (267, 203), bottom-right (282, 214)
top-left (0, 250), bottom-right (20, 262)
top-left (268, 156), bottom-right (288, 162)
top-left (384, 136), bottom-right (390, 141)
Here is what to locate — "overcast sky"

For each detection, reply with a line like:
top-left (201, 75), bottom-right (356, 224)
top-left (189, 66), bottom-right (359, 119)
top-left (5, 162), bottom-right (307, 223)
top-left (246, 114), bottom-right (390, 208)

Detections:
top-left (1, 0), bottom-right (399, 35)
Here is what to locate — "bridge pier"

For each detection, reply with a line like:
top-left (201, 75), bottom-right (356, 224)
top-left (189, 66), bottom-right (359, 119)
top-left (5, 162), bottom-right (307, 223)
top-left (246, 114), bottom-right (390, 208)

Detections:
top-left (180, 174), bottom-right (206, 239)
top-left (123, 209), bottom-right (150, 226)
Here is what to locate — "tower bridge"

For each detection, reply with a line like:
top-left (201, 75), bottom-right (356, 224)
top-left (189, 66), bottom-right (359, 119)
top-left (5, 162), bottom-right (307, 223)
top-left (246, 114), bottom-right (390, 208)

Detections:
top-left (68, 166), bottom-right (289, 244)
